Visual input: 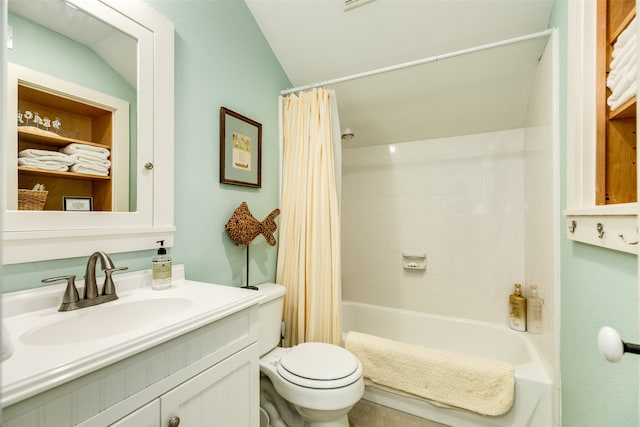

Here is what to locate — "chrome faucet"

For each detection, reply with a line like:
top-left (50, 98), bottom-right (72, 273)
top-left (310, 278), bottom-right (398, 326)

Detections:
top-left (42, 251), bottom-right (128, 312)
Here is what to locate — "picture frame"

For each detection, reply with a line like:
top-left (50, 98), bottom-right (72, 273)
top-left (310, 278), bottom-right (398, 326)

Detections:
top-left (63, 196), bottom-right (93, 211)
top-left (220, 107), bottom-right (262, 188)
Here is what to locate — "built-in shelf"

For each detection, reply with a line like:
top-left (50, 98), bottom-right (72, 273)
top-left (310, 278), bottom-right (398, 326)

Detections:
top-left (595, 0), bottom-right (636, 205)
top-left (16, 79), bottom-right (116, 211)
top-left (17, 126), bottom-right (110, 149)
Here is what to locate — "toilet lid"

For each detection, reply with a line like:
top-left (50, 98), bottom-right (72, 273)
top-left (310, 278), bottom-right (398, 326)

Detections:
top-left (277, 342), bottom-right (361, 389)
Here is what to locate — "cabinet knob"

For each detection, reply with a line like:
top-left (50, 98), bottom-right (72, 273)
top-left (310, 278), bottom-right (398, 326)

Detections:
top-left (168, 416), bottom-right (181, 427)
top-left (145, 162), bottom-right (154, 170)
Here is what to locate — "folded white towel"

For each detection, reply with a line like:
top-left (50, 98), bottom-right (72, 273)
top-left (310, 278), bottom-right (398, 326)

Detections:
top-left (608, 63), bottom-right (637, 97)
top-left (19, 148), bottom-right (72, 160)
top-left (68, 153), bottom-right (111, 168)
top-left (614, 17), bottom-right (637, 49)
top-left (610, 41), bottom-right (636, 71)
top-left (345, 331), bottom-right (515, 417)
top-left (607, 59), bottom-right (636, 90)
top-left (61, 143), bottom-right (110, 159)
top-left (70, 164), bottom-right (110, 176)
top-left (18, 157), bottom-right (69, 171)
top-left (608, 81), bottom-right (637, 111)
top-left (2, 324), bottom-right (13, 362)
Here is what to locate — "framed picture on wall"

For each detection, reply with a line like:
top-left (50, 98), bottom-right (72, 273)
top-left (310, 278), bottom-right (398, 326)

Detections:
top-left (220, 107), bottom-right (262, 188)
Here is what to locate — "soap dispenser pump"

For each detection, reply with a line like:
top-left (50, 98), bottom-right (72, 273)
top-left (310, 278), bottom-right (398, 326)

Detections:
top-left (508, 283), bottom-right (527, 331)
top-left (152, 240), bottom-right (172, 290)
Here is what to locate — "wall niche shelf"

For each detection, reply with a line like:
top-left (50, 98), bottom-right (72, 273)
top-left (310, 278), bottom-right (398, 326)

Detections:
top-left (9, 64), bottom-right (129, 213)
top-left (565, 0), bottom-right (638, 254)
top-left (596, 0), bottom-right (636, 205)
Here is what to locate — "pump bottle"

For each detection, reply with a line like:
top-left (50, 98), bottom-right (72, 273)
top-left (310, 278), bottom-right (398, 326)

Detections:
top-left (508, 283), bottom-right (527, 331)
top-left (152, 240), bottom-right (172, 290)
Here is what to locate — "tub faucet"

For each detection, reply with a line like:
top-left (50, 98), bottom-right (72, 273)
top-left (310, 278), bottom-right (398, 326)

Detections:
top-left (42, 251), bottom-right (128, 311)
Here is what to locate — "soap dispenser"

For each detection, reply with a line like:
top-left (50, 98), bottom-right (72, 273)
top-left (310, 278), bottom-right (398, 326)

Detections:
top-left (526, 285), bottom-right (543, 334)
top-left (152, 240), bottom-right (172, 290)
top-left (508, 283), bottom-right (527, 331)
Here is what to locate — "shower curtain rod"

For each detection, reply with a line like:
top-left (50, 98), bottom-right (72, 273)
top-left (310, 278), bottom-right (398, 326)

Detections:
top-left (280, 28), bottom-right (554, 95)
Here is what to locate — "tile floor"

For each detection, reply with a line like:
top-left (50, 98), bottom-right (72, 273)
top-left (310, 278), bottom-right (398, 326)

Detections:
top-left (348, 399), bottom-right (449, 427)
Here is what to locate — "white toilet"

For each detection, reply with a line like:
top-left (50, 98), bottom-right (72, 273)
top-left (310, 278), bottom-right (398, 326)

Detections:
top-left (256, 283), bottom-right (364, 427)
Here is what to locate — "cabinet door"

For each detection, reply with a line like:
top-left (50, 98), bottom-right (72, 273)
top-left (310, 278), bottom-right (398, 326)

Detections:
top-left (110, 400), bottom-right (159, 427)
top-left (161, 343), bottom-right (259, 427)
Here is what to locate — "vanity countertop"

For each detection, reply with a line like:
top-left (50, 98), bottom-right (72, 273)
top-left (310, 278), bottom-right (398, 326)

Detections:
top-left (1, 265), bottom-right (262, 407)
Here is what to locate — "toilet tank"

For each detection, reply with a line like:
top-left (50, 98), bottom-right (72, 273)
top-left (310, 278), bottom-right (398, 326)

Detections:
top-left (256, 283), bottom-right (286, 356)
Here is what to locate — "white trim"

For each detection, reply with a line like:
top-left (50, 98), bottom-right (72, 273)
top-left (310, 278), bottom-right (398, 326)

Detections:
top-left (2, 0), bottom-right (174, 264)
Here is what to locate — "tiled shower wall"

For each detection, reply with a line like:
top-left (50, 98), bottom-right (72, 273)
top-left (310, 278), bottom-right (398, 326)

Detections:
top-left (340, 33), bottom-right (558, 422)
top-left (341, 128), bottom-right (527, 324)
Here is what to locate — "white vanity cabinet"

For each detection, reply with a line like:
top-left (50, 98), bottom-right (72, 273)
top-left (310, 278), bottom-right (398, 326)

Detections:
top-left (1, 306), bottom-right (260, 427)
top-left (159, 343), bottom-right (257, 426)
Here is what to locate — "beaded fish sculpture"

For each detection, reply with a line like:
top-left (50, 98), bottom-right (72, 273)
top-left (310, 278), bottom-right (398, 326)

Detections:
top-left (225, 201), bottom-right (280, 247)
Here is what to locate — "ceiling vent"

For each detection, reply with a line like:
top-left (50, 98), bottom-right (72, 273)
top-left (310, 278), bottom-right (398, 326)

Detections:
top-left (344, 0), bottom-right (376, 11)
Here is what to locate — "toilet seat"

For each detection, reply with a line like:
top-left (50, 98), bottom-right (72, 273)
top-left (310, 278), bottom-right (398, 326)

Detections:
top-left (276, 342), bottom-right (362, 389)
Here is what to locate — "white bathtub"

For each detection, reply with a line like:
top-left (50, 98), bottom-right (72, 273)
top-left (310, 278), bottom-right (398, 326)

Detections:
top-left (342, 301), bottom-right (552, 427)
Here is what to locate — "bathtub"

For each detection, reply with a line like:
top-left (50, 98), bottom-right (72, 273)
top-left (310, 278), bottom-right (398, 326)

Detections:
top-left (342, 301), bottom-right (552, 427)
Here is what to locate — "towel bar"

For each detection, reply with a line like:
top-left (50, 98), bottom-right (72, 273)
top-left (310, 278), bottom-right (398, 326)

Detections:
top-left (597, 326), bottom-right (640, 363)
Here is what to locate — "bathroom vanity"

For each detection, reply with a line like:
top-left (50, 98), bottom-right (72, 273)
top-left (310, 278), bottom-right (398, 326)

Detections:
top-left (1, 266), bottom-right (262, 426)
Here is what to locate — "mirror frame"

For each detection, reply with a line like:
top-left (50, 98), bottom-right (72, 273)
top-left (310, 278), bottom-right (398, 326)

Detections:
top-left (2, 0), bottom-right (174, 264)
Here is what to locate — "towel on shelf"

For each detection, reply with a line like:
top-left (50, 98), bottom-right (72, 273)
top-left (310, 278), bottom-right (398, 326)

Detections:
top-left (607, 17), bottom-right (638, 111)
top-left (61, 143), bottom-right (110, 159)
top-left (19, 148), bottom-right (73, 160)
top-left (614, 16), bottom-right (637, 50)
top-left (68, 153), bottom-right (111, 168)
top-left (611, 33), bottom-right (637, 65)
top-left (70, 164), bottom-right (110, 176)
top-left (609, 81), bottom-right (638, 111)
top-left (344, 331), bottom-right (515, 417)
top-left (260, 376), bottom-right (303, 427)
top-left (18, 157), bottom-right (69, 171)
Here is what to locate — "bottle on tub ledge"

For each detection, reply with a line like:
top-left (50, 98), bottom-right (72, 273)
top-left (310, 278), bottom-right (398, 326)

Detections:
top-left (508, 283), bottom-right (527, 331)
top-left (152, 240), bottom-right (172, 290)
top-left (526, 284), bottom-right (543, 334)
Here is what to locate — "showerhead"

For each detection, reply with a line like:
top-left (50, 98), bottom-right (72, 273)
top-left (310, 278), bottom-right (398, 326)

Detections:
top-left (341, 128), bottom-right (355, 141)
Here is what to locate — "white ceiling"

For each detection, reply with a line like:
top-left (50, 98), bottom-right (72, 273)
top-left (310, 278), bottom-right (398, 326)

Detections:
top-left (245, 0), bottom-right (554, 148)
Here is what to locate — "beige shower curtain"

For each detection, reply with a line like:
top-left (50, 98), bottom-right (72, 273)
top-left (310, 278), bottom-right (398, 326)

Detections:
top-left (277, 88), bottom-right (342, 346)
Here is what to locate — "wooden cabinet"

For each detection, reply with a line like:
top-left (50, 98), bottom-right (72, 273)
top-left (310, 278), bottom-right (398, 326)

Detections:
top-left (596, 0), bottom-right (636, 204)
top-left (17, 84), bottom-right (115, 211)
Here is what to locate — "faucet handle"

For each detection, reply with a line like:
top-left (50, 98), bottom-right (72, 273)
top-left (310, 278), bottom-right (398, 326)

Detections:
top-left (102, 266), bottom-right (128, 296)
top-left (42, 275), bottom-right (79, 304)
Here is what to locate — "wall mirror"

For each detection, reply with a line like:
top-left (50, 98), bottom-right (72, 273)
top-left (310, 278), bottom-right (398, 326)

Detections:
top-left (7, 0), bottom-right (137, 213)
top-left (2, 0), bottom-right (175, 264)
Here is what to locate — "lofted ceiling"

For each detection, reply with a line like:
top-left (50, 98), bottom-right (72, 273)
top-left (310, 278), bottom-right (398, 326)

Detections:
top-left (245, 0), bottom-right (555, 148)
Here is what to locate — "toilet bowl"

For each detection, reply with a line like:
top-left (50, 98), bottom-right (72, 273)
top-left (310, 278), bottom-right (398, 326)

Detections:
top-left (256, 283), bottom-right (364, 427)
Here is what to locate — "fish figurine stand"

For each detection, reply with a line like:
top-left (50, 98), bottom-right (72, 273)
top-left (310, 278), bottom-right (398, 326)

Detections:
top-left (225, 202), bottom-right (280, 289)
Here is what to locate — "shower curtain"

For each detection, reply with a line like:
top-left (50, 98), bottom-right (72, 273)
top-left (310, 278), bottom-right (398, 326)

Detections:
top-left (277, 88), bottom-right (342, 346)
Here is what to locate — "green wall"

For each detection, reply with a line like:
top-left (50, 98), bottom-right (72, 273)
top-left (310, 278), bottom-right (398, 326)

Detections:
top-left (553, 1), bottom-right (639, 425)
top-left (3, 0), bottom-right (290, 291)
